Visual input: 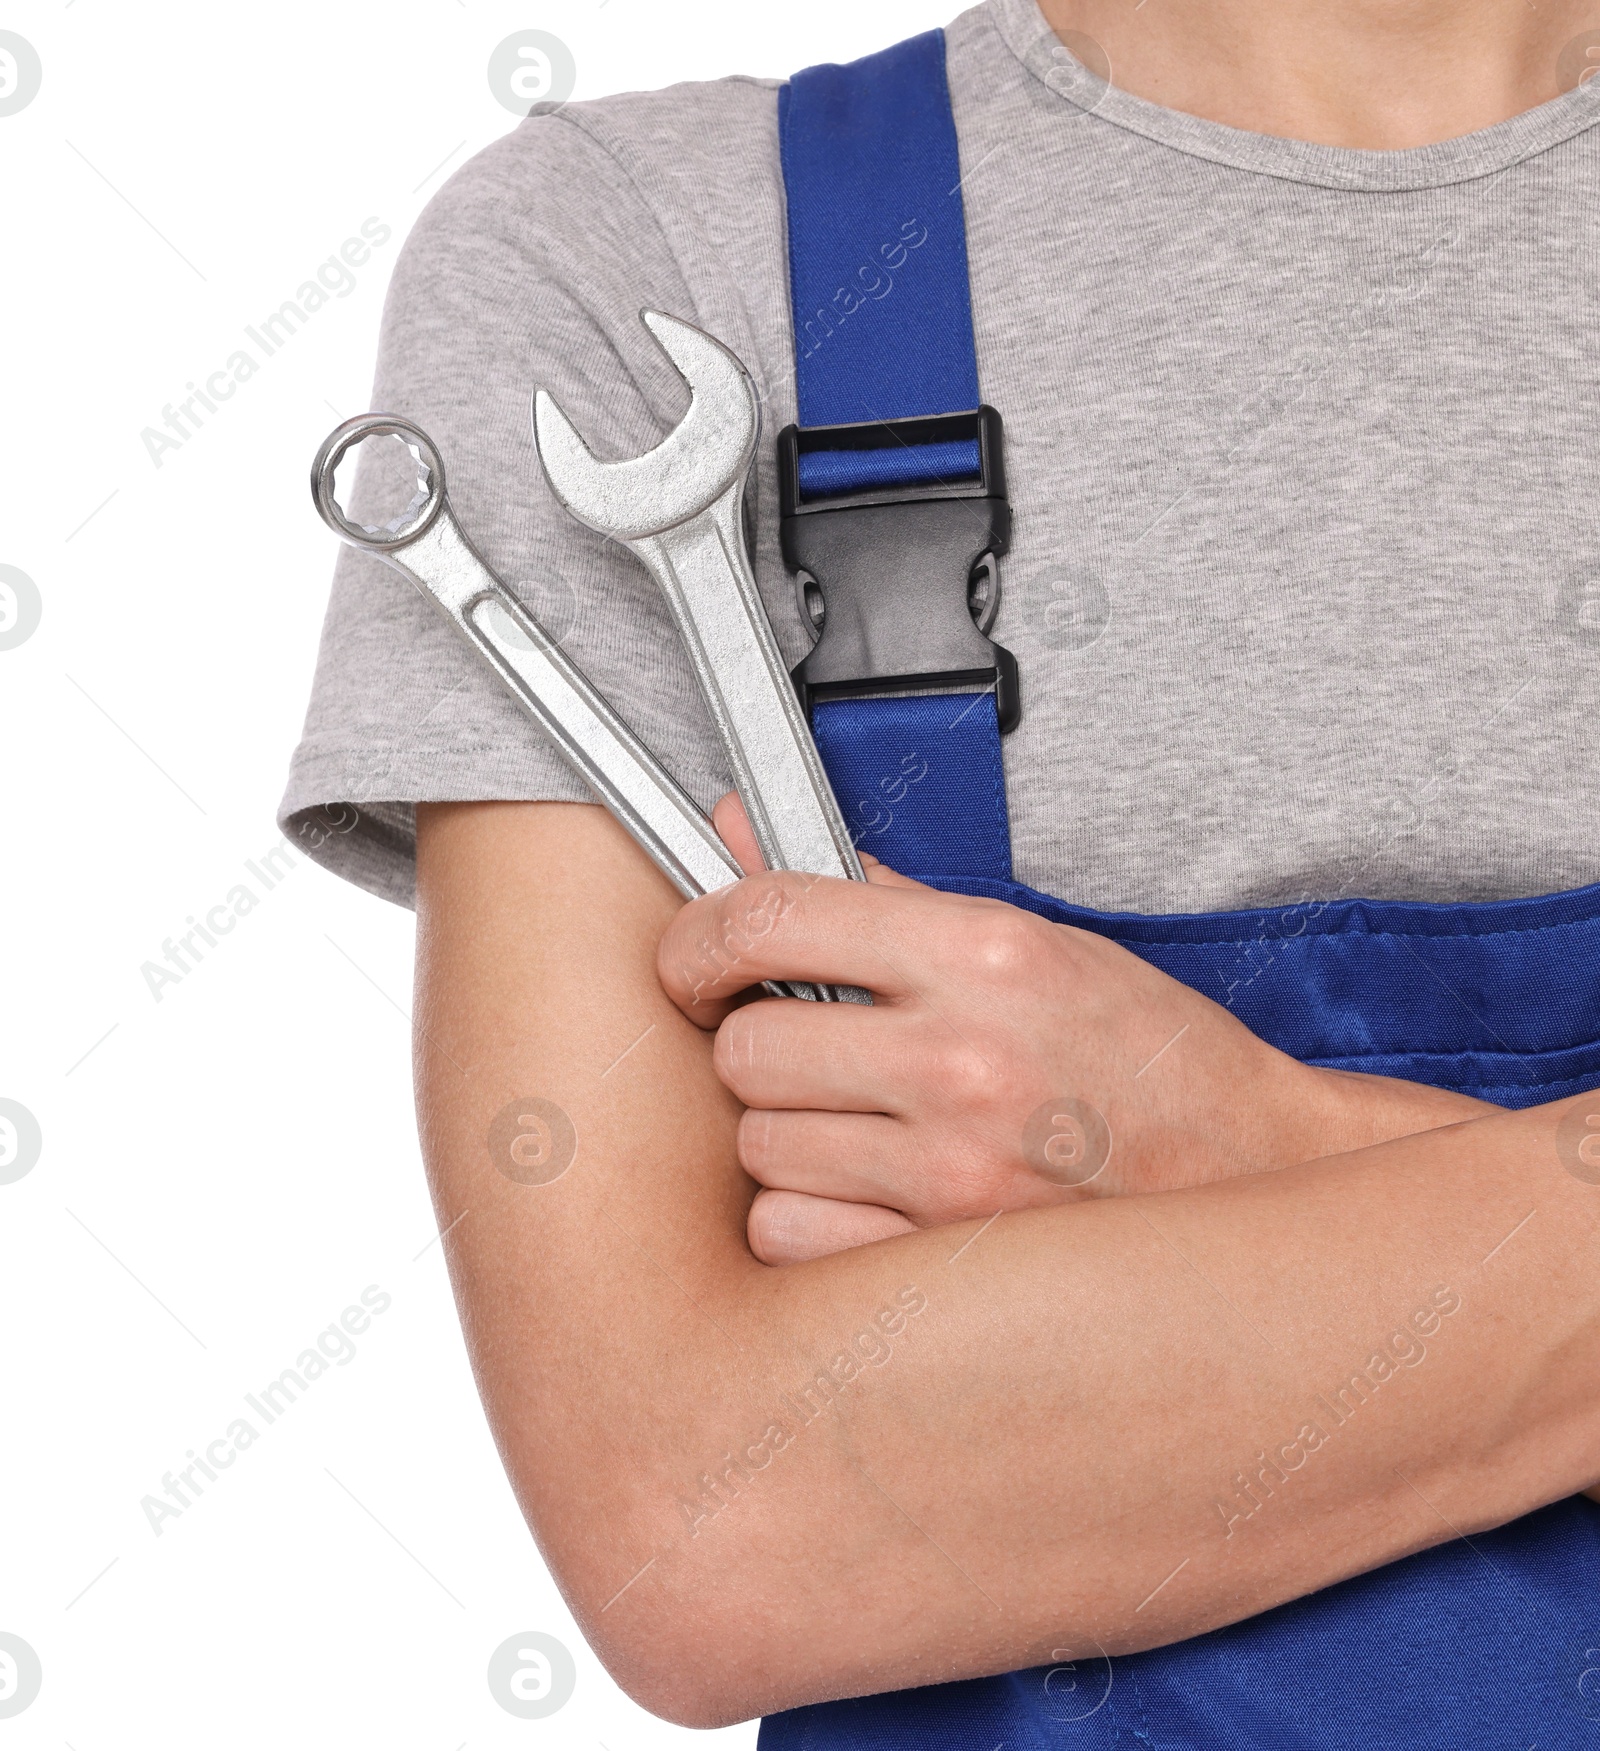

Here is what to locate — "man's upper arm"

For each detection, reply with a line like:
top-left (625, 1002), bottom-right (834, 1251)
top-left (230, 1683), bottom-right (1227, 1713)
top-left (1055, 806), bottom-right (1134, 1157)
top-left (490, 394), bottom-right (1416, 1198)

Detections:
top-left (280, 108), bottom-right (742, 902)
top-left (413, 798), bottom-right (1600, 1728)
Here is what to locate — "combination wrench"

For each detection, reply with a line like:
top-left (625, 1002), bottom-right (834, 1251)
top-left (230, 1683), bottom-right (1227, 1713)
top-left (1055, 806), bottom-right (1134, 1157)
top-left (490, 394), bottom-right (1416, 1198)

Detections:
top-left (310, 413), bottom-right (818, 1001)
top-left (534, 310), bottom-right (870, 1004)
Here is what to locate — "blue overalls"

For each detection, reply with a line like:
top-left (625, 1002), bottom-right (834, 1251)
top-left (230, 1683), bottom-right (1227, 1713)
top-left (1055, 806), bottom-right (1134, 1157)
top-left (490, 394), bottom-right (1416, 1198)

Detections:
top-left (763, 31), bottom-right (1600, 1750)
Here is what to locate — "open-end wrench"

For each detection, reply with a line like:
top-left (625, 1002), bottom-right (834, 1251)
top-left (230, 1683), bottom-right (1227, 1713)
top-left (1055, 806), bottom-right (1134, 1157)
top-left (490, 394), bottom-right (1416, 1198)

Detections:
top-left (533, 311), bottom-right (870, 1004)
top-left (310, 415), bottom-right (817, 1000)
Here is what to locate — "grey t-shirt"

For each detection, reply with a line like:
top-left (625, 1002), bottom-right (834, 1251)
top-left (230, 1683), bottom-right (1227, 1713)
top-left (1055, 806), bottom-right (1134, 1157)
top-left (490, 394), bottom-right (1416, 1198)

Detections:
top-left (280, 0), bottom-right (1600, 915)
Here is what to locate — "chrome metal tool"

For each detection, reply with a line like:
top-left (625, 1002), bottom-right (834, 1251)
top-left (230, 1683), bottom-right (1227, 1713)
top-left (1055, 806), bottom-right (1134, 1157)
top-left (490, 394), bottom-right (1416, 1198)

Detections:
top-left (533, 311), bottom-right (869, 1004)
top-left (311, 412), bottom-right (744, 904)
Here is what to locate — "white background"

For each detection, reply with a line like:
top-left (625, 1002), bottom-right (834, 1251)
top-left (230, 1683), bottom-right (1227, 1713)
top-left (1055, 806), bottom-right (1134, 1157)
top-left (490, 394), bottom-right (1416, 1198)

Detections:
top-left (0, 2), bottom-right (952, 1745)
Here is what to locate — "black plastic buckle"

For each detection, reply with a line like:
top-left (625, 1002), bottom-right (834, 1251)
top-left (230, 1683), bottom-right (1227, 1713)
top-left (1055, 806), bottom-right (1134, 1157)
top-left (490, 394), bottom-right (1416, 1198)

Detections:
top-left (777, 406), bottom-right (1019, 733)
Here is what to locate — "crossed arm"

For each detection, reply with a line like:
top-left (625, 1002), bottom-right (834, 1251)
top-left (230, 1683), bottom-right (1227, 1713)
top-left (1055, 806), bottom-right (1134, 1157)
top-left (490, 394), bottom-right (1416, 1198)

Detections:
top-left (413, 798), bottom-right (1600, 1728)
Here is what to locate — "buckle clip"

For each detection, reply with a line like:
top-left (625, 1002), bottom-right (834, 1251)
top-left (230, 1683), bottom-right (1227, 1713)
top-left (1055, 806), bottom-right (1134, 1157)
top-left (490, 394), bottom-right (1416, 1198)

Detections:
top-left (777, 406), bottom-right (1019, 733)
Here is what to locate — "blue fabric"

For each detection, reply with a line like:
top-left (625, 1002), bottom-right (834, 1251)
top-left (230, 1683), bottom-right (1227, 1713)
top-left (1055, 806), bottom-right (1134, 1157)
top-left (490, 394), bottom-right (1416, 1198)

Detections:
top-left (758, 875), bottom-right (1600, 1751)
top-left (936, 871), bottom-right (1600, 1106)
top-left (781, 28), bottom-right (1009, 880)
top-left (812, 694), bottom-right (1011, 881)
top-left (796, 438), bottom-right (981, 499)
top-left (774, 27), bottom-right (1600, 1751)
top-left (779, 30), bottom-right (980, 438)
top-left (762, 1497), bottom-right (1600, 1750)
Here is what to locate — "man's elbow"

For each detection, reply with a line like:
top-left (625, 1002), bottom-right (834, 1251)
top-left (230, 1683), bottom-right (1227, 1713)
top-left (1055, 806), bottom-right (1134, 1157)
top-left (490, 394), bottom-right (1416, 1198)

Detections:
top-left (569, 1578), bottom-right (784, 1730)
top-left (591, 1629), bottom-right (765, 1731)
top-left (508, 1474), bottom-right (787, 1728)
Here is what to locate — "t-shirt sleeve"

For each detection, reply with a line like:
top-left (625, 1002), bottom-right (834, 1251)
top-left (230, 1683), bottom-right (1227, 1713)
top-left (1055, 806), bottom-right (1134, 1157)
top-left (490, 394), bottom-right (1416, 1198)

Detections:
top-left (277, 106), bottom-right (755, 906)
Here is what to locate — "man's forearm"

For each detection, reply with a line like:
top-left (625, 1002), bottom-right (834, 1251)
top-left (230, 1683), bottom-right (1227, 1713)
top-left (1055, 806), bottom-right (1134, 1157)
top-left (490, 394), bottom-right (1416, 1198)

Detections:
top-left (415, 801), bottom-right (1600, 1727)
top-left (1279, 1061), bottom-right (1498, 1162)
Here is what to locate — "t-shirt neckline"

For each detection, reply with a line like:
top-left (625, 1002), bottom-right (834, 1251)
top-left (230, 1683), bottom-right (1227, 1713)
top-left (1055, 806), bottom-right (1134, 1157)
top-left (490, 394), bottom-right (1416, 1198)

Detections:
top-left (984, 0), bottom-right (1600, 190)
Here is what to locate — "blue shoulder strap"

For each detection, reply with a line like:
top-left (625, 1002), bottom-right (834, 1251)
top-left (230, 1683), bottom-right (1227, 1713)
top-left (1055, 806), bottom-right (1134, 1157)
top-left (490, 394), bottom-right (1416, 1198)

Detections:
top-left (779, 31), bottom-right (1016, 880)
top-left (781, 32), bottom-right (980, 457)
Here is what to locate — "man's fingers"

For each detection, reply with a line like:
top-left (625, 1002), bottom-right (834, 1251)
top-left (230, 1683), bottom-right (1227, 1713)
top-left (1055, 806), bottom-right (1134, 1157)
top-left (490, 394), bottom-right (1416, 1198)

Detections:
top-left (712, 791), bottom-right (765, 876)
top-left (859, 859), bottom-right (927, 891)
top-left (747, 1188), bottom-right (916, 1266)
top-left (660, 870), bottom-right (900, 1007)
top-left (712, 790), bottom-right (925, 889)
top-left (659, 867), bottom-right (973, 1011)
top-left (715, 1000), bottom-right (926, 1113)
top-left (737, 1108), bottom-right (931, 1207)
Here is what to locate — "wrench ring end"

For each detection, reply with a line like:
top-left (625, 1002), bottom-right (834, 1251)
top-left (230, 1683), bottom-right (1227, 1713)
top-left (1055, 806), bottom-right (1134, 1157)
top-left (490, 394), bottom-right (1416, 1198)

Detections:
top-left (312, 413), bottom-right (447, 552)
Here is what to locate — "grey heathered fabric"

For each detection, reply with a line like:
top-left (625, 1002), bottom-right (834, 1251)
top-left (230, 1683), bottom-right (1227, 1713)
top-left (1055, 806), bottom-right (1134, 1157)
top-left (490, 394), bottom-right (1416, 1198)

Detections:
top-left (279, 0), bottom-right (1600, 913)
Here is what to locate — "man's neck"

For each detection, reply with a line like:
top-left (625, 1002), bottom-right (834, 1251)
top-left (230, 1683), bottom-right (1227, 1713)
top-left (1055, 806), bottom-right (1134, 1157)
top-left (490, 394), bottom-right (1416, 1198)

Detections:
top-left (1036, 0), bottom-right (1597, 147)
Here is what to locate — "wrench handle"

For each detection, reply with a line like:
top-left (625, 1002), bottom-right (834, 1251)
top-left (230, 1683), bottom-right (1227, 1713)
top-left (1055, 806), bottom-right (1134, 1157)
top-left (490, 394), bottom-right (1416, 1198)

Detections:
top-left (395, 527), bottom-right (823, 1001)
top-left (386, 524), bottom-right (832, 1001)
top-left (390, 515), bottom-right (742, 901)
top-left (637, 491), bottom-right (871, 1005)
top-left (309, 413), bottom-right (823, 1000)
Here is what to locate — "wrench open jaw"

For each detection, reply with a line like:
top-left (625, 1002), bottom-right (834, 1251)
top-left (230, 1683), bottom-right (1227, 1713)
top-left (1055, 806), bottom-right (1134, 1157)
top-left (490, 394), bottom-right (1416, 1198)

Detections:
top-left (534, 311), bottom-right (759, 540)
top-left (535, 311), bottom-right (870, 1005)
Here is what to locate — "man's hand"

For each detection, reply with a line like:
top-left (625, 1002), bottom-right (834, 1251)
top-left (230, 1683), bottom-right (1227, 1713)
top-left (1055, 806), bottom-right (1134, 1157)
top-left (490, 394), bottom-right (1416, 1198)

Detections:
top-left (662, 798), bottom-right (1495, 1263)
top-left (414, 799), bottom-right (1600, 1722)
